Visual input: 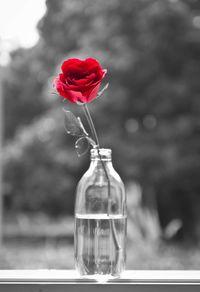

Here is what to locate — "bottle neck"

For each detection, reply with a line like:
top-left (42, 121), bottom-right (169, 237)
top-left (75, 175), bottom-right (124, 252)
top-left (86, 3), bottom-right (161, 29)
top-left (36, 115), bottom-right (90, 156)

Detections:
top-left (90, 148), bottom-right (112, 162)
top-left (89, 148), bottom-right (113, 169)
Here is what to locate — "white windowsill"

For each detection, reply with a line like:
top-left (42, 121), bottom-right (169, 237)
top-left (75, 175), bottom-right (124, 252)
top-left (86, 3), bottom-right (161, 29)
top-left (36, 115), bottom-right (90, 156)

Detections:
top-left (0, 270), bottom-right (200, 283)
top-left (0, 270), bottom-right (200, 292)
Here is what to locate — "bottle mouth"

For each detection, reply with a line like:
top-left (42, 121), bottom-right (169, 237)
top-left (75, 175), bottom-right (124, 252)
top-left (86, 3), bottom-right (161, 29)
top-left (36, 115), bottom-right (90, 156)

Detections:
top-left (90, 148), bottom-right (112, 161)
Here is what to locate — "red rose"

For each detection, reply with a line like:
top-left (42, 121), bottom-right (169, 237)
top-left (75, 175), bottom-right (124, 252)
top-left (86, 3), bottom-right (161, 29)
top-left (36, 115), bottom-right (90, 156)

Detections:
top-left (53, 58), bottom-right (107, 104)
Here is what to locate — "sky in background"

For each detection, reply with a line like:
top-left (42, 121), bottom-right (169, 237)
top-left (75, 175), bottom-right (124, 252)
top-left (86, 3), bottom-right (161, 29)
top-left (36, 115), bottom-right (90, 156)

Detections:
top-left (0, 0), bottom-right (46, 65)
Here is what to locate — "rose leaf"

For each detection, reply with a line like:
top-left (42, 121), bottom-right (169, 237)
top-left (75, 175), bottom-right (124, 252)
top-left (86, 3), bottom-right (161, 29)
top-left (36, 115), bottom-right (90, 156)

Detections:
top-left (77, 117), bottom-right (88, 136)
top-left (75, 137), bottom-right (90, 157)
top-left (63, 110), bottom-right (85, 136)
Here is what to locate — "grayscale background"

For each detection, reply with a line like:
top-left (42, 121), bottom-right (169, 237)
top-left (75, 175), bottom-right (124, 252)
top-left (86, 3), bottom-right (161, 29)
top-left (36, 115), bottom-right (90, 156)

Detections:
top-left (0, 0), bottom-right (200, 269)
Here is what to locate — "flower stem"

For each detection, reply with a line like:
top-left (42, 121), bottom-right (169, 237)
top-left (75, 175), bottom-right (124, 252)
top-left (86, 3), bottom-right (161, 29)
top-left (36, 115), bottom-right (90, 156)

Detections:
top-left (82, 104), bottom-right (121, 254)
top-left (83, 104), bottom-right (99, 147)
top-left (82, 104), bottom-right (111, 211)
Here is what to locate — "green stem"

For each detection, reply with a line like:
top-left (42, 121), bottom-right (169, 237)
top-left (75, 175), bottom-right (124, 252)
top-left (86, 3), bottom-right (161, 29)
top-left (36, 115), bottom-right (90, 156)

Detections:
top-left (83, 104), bottom-right (99, 147)
top-left (82, 104), bottom-right (121, 253)
top-left (82, 104), bottom-right (111, 213)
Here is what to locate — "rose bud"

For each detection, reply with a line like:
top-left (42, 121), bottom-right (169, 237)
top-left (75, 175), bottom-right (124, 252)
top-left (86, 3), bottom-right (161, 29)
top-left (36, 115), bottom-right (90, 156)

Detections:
top-left (54, 58), bottom-right (107, 104)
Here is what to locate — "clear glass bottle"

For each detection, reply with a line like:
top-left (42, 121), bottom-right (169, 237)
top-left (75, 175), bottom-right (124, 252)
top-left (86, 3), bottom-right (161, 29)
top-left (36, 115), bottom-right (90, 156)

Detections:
top-left (74, 148), bottom-right (127, 280)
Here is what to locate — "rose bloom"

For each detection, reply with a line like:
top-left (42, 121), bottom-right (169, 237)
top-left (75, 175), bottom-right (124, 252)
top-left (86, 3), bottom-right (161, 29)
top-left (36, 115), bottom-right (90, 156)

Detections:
top-left (53, 58), bottom-right (107, 103)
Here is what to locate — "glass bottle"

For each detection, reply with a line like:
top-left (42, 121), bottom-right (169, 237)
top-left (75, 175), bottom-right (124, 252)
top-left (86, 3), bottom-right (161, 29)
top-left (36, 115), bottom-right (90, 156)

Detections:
top-left (74, 148), bottom-right (127, 280)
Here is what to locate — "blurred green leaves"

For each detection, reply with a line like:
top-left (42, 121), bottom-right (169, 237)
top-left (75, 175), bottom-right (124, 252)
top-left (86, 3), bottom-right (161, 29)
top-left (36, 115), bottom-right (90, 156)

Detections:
top-left (2, 0), bottom-right (200, 240)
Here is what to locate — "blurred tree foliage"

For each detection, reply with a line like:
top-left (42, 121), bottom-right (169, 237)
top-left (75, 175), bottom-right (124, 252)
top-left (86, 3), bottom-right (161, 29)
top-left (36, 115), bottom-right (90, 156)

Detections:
top-left (3, 0), bottom-right (200, 240)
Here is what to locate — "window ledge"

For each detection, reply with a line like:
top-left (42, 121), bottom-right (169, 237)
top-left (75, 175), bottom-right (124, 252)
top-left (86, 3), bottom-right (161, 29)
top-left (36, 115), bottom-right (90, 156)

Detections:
top-left (0, 270), bottom-right (200, 291)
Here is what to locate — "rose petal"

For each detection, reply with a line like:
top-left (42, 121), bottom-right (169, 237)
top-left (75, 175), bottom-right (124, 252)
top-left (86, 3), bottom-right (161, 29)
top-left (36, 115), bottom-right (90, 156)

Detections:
top-left (83, 83), bottom-right (101, 103)
top-left (84, 58), bottom-right (103, 71)
top-left (54, 58), bottom-right (107, 104)
top-left (61, 58), bottom-right (82, 73)
top-left (64, 90), bottom-right (84, 103)
top-left (53, 77), bottom-right (83, 103)
top-left (73, 73), bottom-right (96, 86)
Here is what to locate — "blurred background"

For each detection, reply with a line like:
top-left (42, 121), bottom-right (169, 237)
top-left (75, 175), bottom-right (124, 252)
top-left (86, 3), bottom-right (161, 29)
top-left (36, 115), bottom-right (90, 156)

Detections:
top-left (0, 0), bottom-right (200, 269)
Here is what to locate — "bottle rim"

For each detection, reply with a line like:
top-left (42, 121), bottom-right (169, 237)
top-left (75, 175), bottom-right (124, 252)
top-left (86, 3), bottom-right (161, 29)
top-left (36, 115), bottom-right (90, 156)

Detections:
top-left (90, 148), bottom-right (112, 161)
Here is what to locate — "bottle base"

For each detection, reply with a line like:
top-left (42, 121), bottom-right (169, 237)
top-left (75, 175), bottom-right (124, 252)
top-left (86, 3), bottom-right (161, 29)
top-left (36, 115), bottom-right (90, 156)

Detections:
top-left (77, 273), bottom-right (121, 282)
